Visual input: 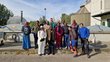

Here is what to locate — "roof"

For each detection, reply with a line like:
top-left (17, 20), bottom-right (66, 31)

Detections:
top-left (76, 5), bottom-right (90, 14)
top-left (92, 11), bottom-right (110, 17)
top-left (7, 16), bottom-right (26, 24)
top-left (0, 24), bottom-right (23, 32)
top-left (87, 25), bottom-right (110, 34)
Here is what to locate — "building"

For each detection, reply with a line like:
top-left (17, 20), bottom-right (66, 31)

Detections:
top-left (85, 0), bottom-right (110, 27)
top-left (71, 5), bottom-right (91, 26)
top-left (71, 0), bottom-right (110, 27)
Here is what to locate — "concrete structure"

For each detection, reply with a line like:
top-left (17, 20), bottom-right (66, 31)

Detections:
top-left (71, 5), bottom-right (90, 26)
top-left (85, 0), bottom-right (110, 26)
top-left (87, 25), bottom-right (110, 42)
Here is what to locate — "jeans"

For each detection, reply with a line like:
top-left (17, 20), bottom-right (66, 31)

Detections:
top-left (81, 38), bottom-right (90, 55)
top-left (64, 34), bottom-right (69, 48)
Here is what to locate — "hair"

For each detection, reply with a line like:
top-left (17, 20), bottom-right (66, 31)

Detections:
top-left (79, 23), bottom-right (84, 26)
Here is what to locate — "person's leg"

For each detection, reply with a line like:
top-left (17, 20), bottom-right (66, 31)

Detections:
top-left (84, 39), bottom-right (90, 58)
top-left (64, 34), bottom-right (66, 48)
top-left (34, 33), bottom-right (38, 49)
top-left (38, 42), bottom-right (42, 55)
top-left (81, 38), bottom-right (85, 54)
top-left (42, 41), bottom-right (46, 55)
top-left (48, 42), bottom-right (51, 54)
top-left (67, 34), bottom-right (70, 49)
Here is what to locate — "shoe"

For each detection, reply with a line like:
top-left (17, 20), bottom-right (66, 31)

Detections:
top-left (39, 54), bottom-right (42, 56)
top-left (74, 55), bottom-right (78, 57)
top-left (87, 55), bottom-right (90, 58)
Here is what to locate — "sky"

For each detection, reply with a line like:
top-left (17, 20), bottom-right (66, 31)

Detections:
top-left (0, 0), bottom-right (85, 21)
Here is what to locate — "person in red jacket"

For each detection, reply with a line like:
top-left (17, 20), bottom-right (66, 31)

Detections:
top-left (55, 22), bottom-right (63, 49)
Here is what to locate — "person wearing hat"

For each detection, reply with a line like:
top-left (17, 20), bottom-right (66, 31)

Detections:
top-left (22, 22), bottom-right (31, 50)
top-left (37, 25), bottom-right (47, 56)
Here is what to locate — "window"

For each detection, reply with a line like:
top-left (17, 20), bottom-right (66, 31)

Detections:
top-left (107, 19), bottom-right (110, 27)
top-left (102, 21), bottom-right (105, 26)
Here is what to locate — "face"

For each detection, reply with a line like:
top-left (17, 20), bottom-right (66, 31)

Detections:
top-left (79, 23), bottom-right (84, 27)
top-left (57, 22), bottom-right (60, 26)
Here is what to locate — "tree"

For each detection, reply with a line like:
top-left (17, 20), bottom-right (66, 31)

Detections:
top-left (39, 16), bottom-right (46, 24)
top-left (61, 13), bottom-right (71, 24)
top-left (0, 4), bottom-right (14, 26)
top-left (29, 21), bottom-right (36, 27)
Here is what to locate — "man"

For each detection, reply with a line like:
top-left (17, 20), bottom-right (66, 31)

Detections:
top-left (50, 18), bottom-right (56, 29)
top-left (78, 23), bottom-right (90, 58)
top-left (32, 21), bottom-right (40, 49)
top-left (62, 23), bottom-right (69, 49)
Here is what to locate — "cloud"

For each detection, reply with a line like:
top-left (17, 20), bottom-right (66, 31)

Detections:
top-left (0, 0), bottom-right (84, 21)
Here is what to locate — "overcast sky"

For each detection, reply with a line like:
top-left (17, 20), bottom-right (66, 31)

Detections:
top-left (0, 0), bottom-right (85, 21)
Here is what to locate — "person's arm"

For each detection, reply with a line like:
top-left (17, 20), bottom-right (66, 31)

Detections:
top-left (86, 28), bottom-right (90, 39)
top-left (21, 26), bottom-right (24, 32)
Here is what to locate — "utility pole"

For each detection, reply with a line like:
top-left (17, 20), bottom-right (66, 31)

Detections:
top-left (21, 11), bottom-right (23, 22)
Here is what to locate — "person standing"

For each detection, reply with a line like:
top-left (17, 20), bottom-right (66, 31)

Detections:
top-left (48, 27), bottom-right (55, 55)
top-left (22, 22), bottom-right (31, 50)
top-left (44, 21), bottom-right (51, 46)
top-left (78, 23), bottom-right (90, 58)
top-left (50, 18), bottom-right (56, 29)
top-left (37, 25), bottom-right (47, 56)
top-left (55, 22), bottom-right (63, 49)
top-left (69, 26), bottom-right (78, 57)
top-left (32, 21), bottom-right (40, 49)
top-left (72, 20), bottom-right (79, 49)
top-left (62, 23), bottom-right (69, 49)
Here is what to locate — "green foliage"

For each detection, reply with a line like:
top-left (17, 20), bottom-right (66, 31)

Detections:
top-left (61, 13), bottom-right (71, 24)
top-left (0, 4), bottom-right (14, 26)
top-left (29, 21), bottom-right (36, 27)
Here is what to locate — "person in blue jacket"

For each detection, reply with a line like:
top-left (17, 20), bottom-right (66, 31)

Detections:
top-left (78, 23), bottom-right (90, 58)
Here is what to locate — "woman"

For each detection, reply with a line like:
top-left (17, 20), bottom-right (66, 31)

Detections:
top-left (22, 22), bottom-right (31, 50)
top-left (69, 26), bottom-right (78, 57)
top-left (37, 25), bottom-right (47, 56)
top-left (55, 22), bottom-right (63, 49)
top-left (72, 20), bottom-right (79, 49)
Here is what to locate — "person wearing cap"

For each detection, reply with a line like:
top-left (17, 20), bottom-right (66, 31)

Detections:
top-left (37, 25), bottom-right (47, 56)
top-left (22, 22), bottom-right (31, 50)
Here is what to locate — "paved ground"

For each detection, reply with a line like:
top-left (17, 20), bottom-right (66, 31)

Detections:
top-left (0, 40), bottom-right (110, 62)
top-left (0, 52), bottom-right (110, 62)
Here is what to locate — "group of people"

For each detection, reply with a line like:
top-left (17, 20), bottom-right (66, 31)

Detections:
top-left (21, 18), bottom-right (90, 58)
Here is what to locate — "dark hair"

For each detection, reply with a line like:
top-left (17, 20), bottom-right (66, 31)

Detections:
top-left (79, 23), bottom-right (84, 26)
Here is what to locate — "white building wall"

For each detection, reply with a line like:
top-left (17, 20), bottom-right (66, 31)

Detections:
top-left (85, 0), bottom-right (103, 26)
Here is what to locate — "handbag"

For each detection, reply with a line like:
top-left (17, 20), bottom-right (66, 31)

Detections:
top-left (40, 38), bottom-right (45, 42)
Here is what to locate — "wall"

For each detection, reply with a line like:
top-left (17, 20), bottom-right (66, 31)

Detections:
top-left (71, 13), bottom-right (90, 26)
